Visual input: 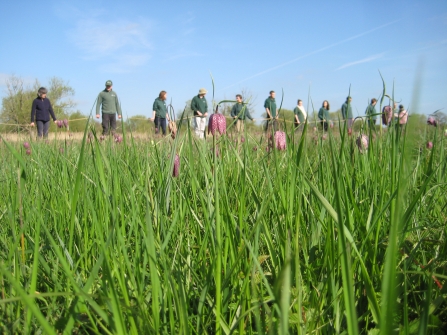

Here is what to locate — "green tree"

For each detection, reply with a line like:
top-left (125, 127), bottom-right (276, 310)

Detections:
top-left (0, 75), bottom-right (76, 133)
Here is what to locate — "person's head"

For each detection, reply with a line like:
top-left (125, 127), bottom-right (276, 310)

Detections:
top-left (159, 90), bottom-right (167, 100)
top-left (105, 80), bottom-right (113, 91)
top-left (399, 104), bottom-right (404, 110)
top-left (236, 94), bottom-right (242, 103)
top-left (371, 98), bottom-right (377, 105)
top-left (323, 100), bottom-right (330, 110)
top-left (38, 87), bottom-right (47, 98)
top-left (347, 96), bottom-right (352, 102)
top-left (269, 90), bottom-right (275, 98)
top-left (198, 88), bottom-right (207, 97)
top-left (297, 99), bottom-right (303, 106)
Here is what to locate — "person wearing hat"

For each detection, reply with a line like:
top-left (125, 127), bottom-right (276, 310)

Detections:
top-left (30, 87), bottom-right (57, 138)
top-left (191, 88), bottom-right (208, 139)
top-left (96, 80), bottom-right (122, 135)
top-left (341, 96), bottom-right (353, 129)
top-left (231, 94), bottom-right (253, 134)
top-left (365, 98), bottom-right (377, 128)
top-left (150, 90), bottom-right (171, 136)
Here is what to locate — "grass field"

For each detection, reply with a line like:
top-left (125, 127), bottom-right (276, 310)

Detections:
top-left (0, 119), bottom-right (446, 334)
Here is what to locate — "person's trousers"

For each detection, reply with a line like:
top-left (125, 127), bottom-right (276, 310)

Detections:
top-left (368, 119), bottom-right (376, 128)
top-left (347, 118), bottom-right (353, 129)
top-left (320, 120), bottom-right (328, 131)
top-left (102, 113), bottom-right (117, 135)
top-left (236, 119), bottom-right (244, 133)
top-left (194, 116), bottom-right (206, 139)
top-left (265, 119), bottom-right (278, 134)
top-left (36, 120), bottom-right (50, 138)
top-left (154, 116), bottom-right (167, 135)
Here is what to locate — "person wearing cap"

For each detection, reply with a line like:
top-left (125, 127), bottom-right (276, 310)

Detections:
top-left (96, 80), bottom-right (122, 135)
top-left (341, 96), bottom-right (353, 129)
top-left (231, 94), bottom-right (253, 134)
top-left (191, 88), bottom-right (208, 139)
top-left (365, 98), bottom-right (377, 128)
top-left (150, 90), bottom-right (171, 136)
top-left (30, 87), bottom-right (57, 138)
top-left (293, 99), bottom-right (307, 129)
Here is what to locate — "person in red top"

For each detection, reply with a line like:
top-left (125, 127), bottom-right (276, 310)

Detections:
top-left (30, 87), bottom-right (57, 138)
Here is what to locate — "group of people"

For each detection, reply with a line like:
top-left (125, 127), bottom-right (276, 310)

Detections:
top-left (29, 80), bottom-right (408, 139)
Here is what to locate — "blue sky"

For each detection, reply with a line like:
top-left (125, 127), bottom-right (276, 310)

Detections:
top-left (1, 0), bottom-right (446, 120)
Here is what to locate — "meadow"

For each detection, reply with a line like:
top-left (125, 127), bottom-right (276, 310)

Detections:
top-left (0, 117), bottom-right (446, 334)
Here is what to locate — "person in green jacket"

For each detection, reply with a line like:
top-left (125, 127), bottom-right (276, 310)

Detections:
top-left (191, 88), bottom-right (208, 139)
top-left (293, 99), bottom-right (307, 129)
top-left (231, 94), bottom-right (253, 133)
top-left (318, 100), bottom-right (330, 131)
top-left (264, 90), bottom-right (278, 133)
top-left (96, 80), bottom-right (122, 135)
top-left (365, 98), bottom-right (377, 127)
top-left (150, 91), bottom-right (171, 136)
top-left (341, 96), bottom-right (353, 129)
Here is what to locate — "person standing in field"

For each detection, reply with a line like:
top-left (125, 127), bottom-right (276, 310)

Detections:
top-left (318, 100), bottom-right (330, 131)
top-left (293, 99), bottom-right (307, 129)
top-left (30, 87), bottom-right (57, 138)
top-left (341, 96), bottom-right (353, 129)
top-left (191, 88), bottom-right (208, 139)
top-left (231, 94), bottom-right (253, 134)
top-left (264, 90), bottom-right (278, 133)
top-left (96, 80), bottom-right (122, 135)
top-left (365, 98), bottom-right (377, 128)
top-left (150, 90), bottom-right (171, 136)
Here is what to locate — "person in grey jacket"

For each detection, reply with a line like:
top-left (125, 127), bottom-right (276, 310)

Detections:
top-left (95, 80), bottom-right (122, 135)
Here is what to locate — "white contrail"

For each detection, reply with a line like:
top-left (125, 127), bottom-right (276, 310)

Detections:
top-left (219, 19), bottom-right (401, 91)
top-left (335, 53), bottom-right (385, 71)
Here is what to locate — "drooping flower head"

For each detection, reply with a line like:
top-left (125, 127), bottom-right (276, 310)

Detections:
top-left (274, 131), bottom-right (286, 150)
top-left (356, 134), bottom-right (369, 152)
top-left (426, 141), bottom-right (433, 149)
top-left (173, 154), bottom-right (180, 177)
top-left (23, 142), bottom-right (30, 149)
top-left (63, 119), bottom-right (69, 128)
top-left (26, 149), bottom-right (31, 156)
top-left (427, 117), bottom-right (437, 127)
top-left (208, 107), bottom-right (226, 136)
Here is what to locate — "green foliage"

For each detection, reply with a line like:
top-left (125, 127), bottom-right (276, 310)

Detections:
top-left (0, 119), bottom-right (446, 333)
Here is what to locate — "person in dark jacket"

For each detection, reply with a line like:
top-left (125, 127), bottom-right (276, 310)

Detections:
top-left (95, 80), bottom-right (122, 135)
top-left (264, 90), bottom-right (278, 133)
top-left (231, 94), bottom-right (253, 133)
top-left (318, 100), bottom-right (330, 131)
top-left (30, 87), bottom-right (57, 138)
top-left (150, 91), bottom-right (171, 135)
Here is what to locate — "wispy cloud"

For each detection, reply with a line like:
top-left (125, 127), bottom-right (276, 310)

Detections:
top-left (336, 53), bottom-right (385, 71)
top-left (219, 19), bottom-right (401, 91)
top-left (68, 17), bottom-right (152, 73)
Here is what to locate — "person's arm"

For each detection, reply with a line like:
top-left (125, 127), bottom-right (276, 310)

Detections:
top-left (246, 106), bottom-right (254, 121)
top-left (230, 105), bottom-right (237, 118)
top-left (30, 99), bottom-right (36, 125)
top-left (191, 97), bottom-right (201, 116)
top-left (48, 99), bottom-right (57, 122)
top-left (165, 112), bottom-right (170, 121)
top-left (115, 94), bottom-right (122, 119)
top-left (95, 93), bottom-right (101, 118)
top-left (203, 100), bottom-right (208, 117)
top-left (341, 104), bottom-right (346, 119)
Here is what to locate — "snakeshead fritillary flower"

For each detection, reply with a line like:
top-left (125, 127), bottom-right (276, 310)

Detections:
top-left (23, 142), bottom-right (30, 149)
top-left (100, 135), bottom-right (105, 141)
top-left (63, 119), bottom-right (69, 127)
top-left (173, 154), bottom-right (180, 177)
top-left (382, 106), bottom-right (393, 125)
top-left (26, 149), bottom-right (31, 155)
top-left (208, 114), bottom-right (226, 136)
top-left (426, 141), bottom-right (433, 149)
top-left (241, 136), bottom-right (245, 143)
top-left (274, 131), bottom-right (286, 150)
top-left (114, 135), bottom-right (123, 143)
top-left (356, 134), bottom-right (369, 152)
top-left (427, 117), bottom-right (437, 127)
